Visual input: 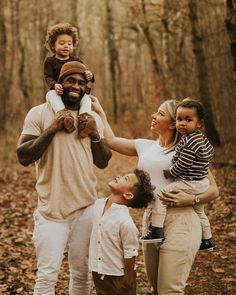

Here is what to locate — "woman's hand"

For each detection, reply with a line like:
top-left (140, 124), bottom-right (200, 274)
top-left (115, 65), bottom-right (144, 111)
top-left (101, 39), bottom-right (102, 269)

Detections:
top-left (90, 95), bottom-right (105, 117)
top-left (160, 190), bottom-right (195, 207)
top-left (160, 170), bottom-right (219, 208)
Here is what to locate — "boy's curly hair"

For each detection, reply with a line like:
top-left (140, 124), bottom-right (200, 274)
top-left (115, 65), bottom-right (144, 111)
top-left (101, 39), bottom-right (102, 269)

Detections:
top-left (128, 169), bottom-right (155, 209)
top-left (45, 23), bottom-right (79, 53)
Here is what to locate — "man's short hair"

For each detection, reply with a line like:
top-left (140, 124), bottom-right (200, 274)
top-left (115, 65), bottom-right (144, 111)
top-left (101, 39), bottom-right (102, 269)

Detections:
top-left (128, 169), bottom-right (155, 209)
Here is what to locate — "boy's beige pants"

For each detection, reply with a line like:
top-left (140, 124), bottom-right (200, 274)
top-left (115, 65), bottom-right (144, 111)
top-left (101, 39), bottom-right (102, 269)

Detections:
top-left (143, 206), bottom-right (201, 294)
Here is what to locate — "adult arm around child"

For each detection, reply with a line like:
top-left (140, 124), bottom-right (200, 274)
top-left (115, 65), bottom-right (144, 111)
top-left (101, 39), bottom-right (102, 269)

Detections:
top-left (160, 169), bottom-right (219, 207)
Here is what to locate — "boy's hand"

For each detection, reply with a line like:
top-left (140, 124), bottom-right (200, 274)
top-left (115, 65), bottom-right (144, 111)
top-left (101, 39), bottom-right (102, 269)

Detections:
top-left (163, 169), bottom-right (171, 179)
top-left (119, 257), bottom-right (135, 294)
top-left (123, 277), bottom-right (132, 287)
top-left (54, 83), bottom-right (63, 96)
top-left (84, 70), bottom-right (93, 81)
top-left (119, 277), bottom-right (133, 294)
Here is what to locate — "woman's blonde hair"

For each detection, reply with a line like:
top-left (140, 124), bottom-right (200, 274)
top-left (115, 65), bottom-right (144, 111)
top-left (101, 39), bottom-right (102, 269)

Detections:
top-left (162, 99), bottom-right (181, 153)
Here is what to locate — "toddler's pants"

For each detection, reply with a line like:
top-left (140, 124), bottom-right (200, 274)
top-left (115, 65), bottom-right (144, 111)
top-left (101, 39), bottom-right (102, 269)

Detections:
top-left (152, 178), bottom-right (212, 239)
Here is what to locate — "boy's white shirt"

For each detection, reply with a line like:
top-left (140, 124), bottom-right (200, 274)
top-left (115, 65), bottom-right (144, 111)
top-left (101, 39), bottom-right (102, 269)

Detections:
top-left (89, 197), bottom-right (139, 276)
top-left (46, 90), bottom-right (91, 114)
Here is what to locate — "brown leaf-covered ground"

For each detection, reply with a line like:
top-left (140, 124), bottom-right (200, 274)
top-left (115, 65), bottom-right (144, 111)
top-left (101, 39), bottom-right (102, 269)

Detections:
top-left (0, 144), bottom-right (235, 294)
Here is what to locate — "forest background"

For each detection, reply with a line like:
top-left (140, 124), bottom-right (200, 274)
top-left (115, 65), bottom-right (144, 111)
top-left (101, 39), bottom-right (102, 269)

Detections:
top-left (0, 0), bottom-right (235, 294)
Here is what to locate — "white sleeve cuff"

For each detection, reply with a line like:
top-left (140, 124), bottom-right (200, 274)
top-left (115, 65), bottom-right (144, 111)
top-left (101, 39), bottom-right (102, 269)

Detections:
top-left (124, 248), bottom-right (138, 259)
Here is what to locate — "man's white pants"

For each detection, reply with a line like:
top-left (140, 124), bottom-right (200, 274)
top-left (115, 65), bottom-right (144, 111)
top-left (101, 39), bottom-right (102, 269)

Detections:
top-left (32, 204), bottom-right (94, 295)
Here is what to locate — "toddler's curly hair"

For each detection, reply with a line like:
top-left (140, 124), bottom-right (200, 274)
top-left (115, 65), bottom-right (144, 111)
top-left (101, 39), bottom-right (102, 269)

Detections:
top-left (128, 169), bottom-right (155, 209)
top-left (177, 98), bottom-right (205, 120)
top-left (45, 23), bottom-right (79, 53)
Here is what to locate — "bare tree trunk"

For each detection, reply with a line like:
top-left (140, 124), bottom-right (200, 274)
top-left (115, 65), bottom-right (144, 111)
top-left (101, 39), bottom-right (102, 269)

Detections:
top-left (161, 0), bottom-right (174, 98)
top-left (105, 0), bottom-right (118, 123)
top-left (0, 1), bottom-right (7, 132)
top-left (188, 0), bottom-right (221, 146)
top-left (225, 0), bottom-right (236, 81)
top-left (140, 0), bottom-right (162, 78)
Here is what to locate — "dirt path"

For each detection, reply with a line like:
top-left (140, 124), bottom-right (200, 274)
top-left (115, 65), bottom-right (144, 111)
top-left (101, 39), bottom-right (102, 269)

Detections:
top-left (0, 148), bottom-right (235, 294)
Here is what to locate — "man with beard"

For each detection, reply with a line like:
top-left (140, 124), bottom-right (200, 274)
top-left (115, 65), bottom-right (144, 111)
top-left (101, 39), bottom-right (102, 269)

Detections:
top-left (17, 61), bottom-right (112, 295)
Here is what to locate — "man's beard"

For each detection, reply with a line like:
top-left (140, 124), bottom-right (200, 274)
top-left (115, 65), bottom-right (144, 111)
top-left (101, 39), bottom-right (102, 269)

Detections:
top-left (62, 89), bottom-right (85, 109)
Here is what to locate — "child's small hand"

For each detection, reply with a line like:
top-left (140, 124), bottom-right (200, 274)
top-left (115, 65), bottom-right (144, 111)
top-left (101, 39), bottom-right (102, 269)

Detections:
top-left (54, 83), bottom-right (63, 96)
top-left (163, 169), bottom-right (171, 179)
top-left (84, 70), bottom-right (93, 81)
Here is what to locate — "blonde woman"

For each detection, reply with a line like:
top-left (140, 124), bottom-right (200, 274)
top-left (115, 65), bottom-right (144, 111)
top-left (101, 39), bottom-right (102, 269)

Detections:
top-left (89, 97), bottom-right (219, 294)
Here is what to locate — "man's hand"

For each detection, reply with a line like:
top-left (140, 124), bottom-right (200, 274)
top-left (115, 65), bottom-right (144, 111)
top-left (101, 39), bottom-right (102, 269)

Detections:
top-left (78, 113), bottom-right (100, 140)
top-left (50, 111), bottom-right (66, 132)
top-left (54, 83), bottom-right (64, 96)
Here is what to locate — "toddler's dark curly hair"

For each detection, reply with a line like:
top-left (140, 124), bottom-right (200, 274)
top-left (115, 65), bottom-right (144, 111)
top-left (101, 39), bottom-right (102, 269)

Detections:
top-left (45, 23), bottom-right (79, 53)
top-left (177, 98), bottom-right (205, 120)
top-left (128, 169), bottom-right (155, 209)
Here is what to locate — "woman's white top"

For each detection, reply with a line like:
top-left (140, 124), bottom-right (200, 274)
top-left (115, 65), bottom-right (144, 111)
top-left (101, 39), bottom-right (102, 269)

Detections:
top-left (135, 139), bottom-right (175, 233)
top-left (135, 139), bottom-right (174, 194)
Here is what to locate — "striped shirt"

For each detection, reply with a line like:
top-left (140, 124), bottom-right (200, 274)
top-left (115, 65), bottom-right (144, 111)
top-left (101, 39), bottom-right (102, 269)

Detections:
top-left (170, 131), bottom-right (214, 180)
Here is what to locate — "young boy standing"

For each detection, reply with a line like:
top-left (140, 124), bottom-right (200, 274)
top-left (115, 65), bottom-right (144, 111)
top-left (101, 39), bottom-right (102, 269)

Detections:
top-left (141, 99), bottom-right (215, 251)
top-left (44, 22), bottom-right (94, 136)
top-left (89, 169), bottom-right (155, 295)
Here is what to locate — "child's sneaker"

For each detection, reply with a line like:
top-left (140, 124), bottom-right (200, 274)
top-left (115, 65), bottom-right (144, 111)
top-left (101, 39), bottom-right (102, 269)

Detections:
top-left (199, 238), bottom-right (215, 251)
top-left (140, 225), bottom-right (164, 243)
